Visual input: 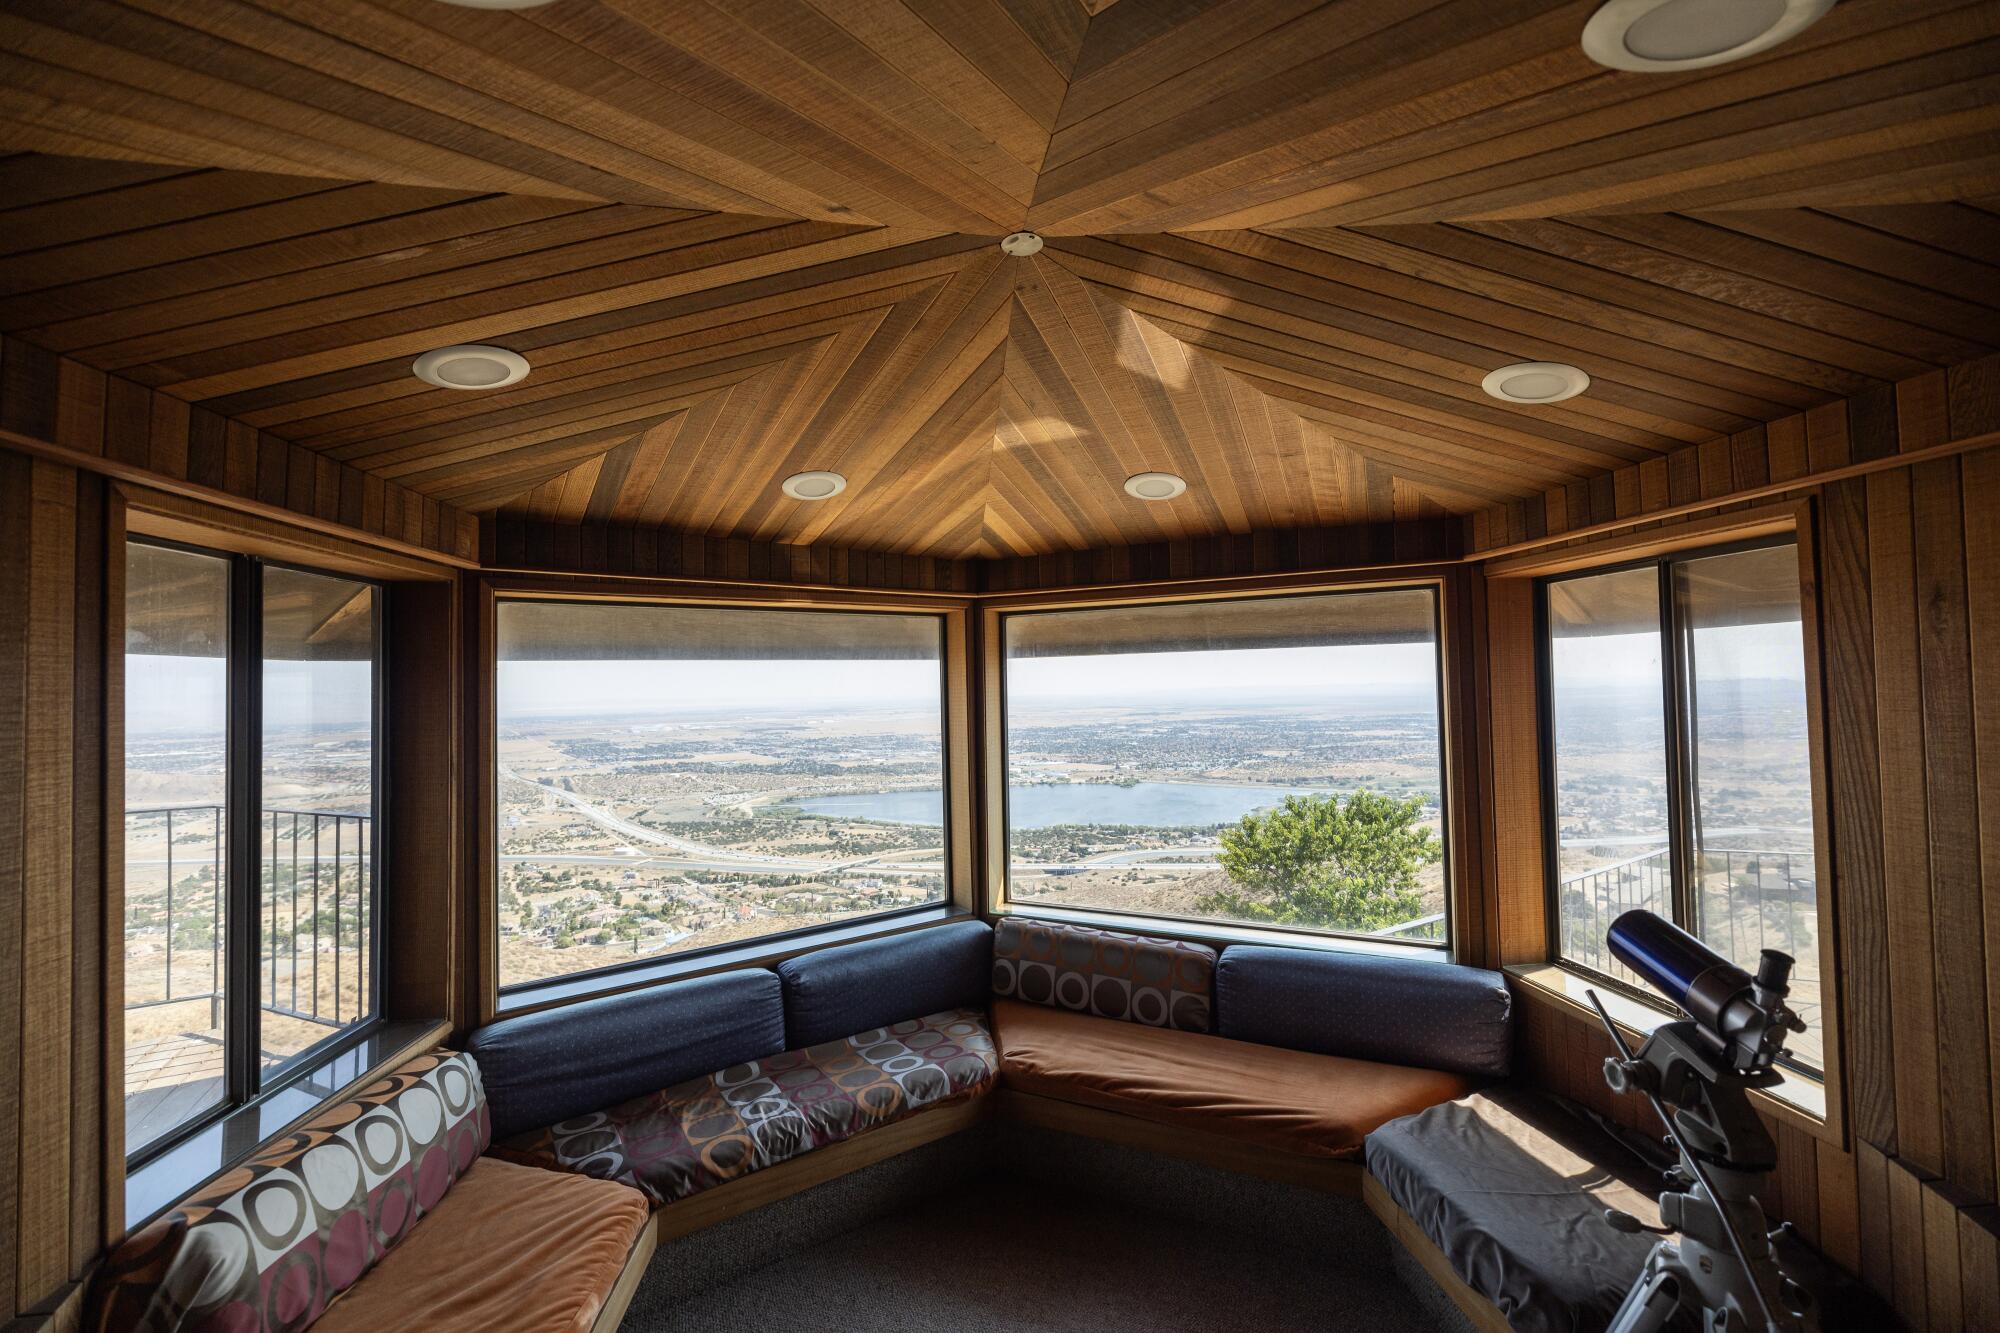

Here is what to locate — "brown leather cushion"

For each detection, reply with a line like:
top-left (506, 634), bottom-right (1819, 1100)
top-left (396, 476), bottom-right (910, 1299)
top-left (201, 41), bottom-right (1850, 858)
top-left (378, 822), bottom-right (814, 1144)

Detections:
top-left (315, 1156), bottom-right (649, 1333)
top-left (993, 998), bottom-right (1474, 1159)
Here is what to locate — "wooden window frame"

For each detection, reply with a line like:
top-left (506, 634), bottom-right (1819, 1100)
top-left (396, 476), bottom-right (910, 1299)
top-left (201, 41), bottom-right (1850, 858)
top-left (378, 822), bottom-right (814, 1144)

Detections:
top-left (109, 483), bottom-right (460, 1231)
top-left (977, 568), bottom-right (1476, 962)
top-left (472, 574), bottom-right (979, 1023)
top-left (1485, 500), bottom-right (1845, 1143)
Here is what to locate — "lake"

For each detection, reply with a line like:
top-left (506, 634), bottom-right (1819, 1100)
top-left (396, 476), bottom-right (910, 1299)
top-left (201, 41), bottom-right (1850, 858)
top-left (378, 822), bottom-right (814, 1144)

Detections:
top-left (791, 781), bottom-right (1324, 829)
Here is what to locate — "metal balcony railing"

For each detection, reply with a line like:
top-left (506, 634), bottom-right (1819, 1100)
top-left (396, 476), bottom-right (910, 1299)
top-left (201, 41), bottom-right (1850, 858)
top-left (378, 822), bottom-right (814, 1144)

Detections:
top-left (124, 805), bottom-right (372, 1031)
top-left (1372, 911), bottom-right (1447, 942)
top-left (1556, 842), bottom-right (1816, 990)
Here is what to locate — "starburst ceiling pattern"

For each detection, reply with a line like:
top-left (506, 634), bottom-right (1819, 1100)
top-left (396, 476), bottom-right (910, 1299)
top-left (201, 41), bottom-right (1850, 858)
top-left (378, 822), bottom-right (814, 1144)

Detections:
top-left (1, 0), bottom-right (1996, 558)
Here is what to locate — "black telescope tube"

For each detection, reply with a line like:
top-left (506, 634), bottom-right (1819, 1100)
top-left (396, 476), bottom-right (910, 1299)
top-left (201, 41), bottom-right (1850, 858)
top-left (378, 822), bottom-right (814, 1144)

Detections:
top-left (1607, 909), bottom-right (1753, 1036)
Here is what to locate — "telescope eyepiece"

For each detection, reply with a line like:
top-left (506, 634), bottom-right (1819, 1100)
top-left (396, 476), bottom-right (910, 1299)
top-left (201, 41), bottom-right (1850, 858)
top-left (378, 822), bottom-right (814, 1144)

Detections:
top-left (1754, 949), bottom-right (1794, 991)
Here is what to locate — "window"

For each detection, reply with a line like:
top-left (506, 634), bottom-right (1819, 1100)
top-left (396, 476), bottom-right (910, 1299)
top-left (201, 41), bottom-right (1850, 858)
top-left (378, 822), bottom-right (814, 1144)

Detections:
top-left (1542, 539), bottom-right (1824, 1074)
top-left (494, 600), bottom-right (949, 990)
top-left (998, 588), bottom-right (1449, 947)
top-left (123, 541), bottom-right (382, 1161)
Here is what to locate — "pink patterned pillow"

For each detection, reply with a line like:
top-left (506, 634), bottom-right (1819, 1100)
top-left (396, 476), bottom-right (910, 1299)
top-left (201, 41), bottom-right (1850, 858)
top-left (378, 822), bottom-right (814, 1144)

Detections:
top-left (87, 1050), bottom-right (489, 1333)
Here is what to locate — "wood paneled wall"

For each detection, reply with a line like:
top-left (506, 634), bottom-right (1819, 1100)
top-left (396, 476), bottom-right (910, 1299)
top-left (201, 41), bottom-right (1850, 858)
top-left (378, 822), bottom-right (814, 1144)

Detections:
top-left (1465, 352), bottom-right (2000, 557)
top-left (487, 508), bottom-right (1463, 595)
top-left (1485, 433), bottom-right (2000, 1331)
top-left (0, 335), bottom-right (477, 567)
top-left (976, 517), bottom-right (1460, 592)
top-left (484, 512), bottom-right (976, 593)
top-left (0, 449), bottom-right (110, 1323)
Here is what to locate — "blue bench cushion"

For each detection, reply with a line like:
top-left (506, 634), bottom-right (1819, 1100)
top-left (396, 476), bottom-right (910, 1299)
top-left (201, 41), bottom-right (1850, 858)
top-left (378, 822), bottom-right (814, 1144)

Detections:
top-left (1365, 1088), bottom-right (1662, 1333)
top-left (496, 1008), bottom-right (998, 1207)
top-left (992, 917), bottom-right (1215, 1032)
top-left (1215, 945), bottom-right (1511, 1078)
top-left (467, 969), bottom-right (785, 1141)
top-left (777, 919), bottom-right (992, 1048)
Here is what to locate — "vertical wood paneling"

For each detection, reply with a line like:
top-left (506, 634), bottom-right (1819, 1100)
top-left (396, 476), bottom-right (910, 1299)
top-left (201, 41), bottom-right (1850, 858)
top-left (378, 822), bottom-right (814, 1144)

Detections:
top-left (1887, 1155), bottom-right (1935, 1330)
top-left (484, 514), bottom-right (980, 592)
top-left (1485, 579), bottom-right (1545, 965)
top-left (0, 335), bottom-right (470, 566)
top-left (1869, 466), bottom-right (1945, 1175)
top-left (1962, 446), bottom-right (2000, 1206)
top-left (0, 449), bottom-right (29, 1319)
top-left (1911, 458), bottom-right (1996, 1200)
top-left (385, 582), bottom-right (463, 1028)
top-left (67, 474), bottom-right (105, 1277)
top-left (1821, 478), bottom-right (1895, 1150)
top-left (0, 449), bottom-right (109, 1320)
top-left (17, 462), bottom-right (76, 1306)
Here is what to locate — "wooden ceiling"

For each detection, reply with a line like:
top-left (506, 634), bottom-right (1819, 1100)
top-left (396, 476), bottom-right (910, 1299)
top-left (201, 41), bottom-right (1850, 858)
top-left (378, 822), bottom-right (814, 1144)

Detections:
top-left (1, 0), bottom-right (1997, 558)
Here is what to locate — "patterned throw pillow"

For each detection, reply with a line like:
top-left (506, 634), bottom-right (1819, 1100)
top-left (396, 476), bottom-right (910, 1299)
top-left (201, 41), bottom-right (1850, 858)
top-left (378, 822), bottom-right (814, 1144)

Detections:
top-left (87, 1050), bottom-right (490, 1333)
top-left (991, 918), bottom-right (1215, 1032)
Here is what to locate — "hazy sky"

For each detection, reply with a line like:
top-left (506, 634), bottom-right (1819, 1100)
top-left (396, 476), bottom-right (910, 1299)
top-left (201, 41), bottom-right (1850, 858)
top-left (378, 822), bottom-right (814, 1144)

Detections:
top-left (500, 658), bottom-right (944, 717)
top-left (1552, 622), bottom-right (1806, 687)
top-left (126, 658), bottom-right (372, 737)
top-left (130, 624), bottom-right (1806, 735)
top-left (495, 639), bottom-right (1444, 720)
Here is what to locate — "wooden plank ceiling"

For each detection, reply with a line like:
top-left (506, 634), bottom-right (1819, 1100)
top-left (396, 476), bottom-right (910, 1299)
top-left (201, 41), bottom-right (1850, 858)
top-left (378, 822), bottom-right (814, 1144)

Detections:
top-left (0, 0), bottom-right (1996, 558)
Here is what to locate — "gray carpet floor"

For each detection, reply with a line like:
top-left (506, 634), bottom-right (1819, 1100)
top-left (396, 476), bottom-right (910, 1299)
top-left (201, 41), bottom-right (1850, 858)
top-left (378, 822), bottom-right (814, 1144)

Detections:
top-left (626, 1172), bottom-right (1453, 1332)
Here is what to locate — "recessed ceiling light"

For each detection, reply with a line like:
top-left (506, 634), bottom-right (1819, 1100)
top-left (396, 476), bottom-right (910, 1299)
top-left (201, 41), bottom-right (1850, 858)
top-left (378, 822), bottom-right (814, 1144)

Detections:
top-left (412, 345), bottom-right (530, 390)
top-left (781, 471), bottom-right (846, 501)
top-left (999, 231), bottom-right (1044, 257)
top-left (433, 0), bottom-right (561, 9)
top-left (1482, 362), bottom-right (1590, 404)
top-left (1581, 0), bottom-right (1833, 72)
top-left (1124, 472), bottom-right (1187, 502)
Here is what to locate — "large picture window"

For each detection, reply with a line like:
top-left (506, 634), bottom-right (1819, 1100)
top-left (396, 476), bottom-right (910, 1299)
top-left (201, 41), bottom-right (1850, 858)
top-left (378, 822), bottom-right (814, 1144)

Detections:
top-left (1542, 539), bottom-right (1824, 1074)
top-left (495, 600), bottom-right (950, 991)
top-left (123, 540), bottom-right (382, 1162)
top-left (998, 588), bottom-right (1449, 947)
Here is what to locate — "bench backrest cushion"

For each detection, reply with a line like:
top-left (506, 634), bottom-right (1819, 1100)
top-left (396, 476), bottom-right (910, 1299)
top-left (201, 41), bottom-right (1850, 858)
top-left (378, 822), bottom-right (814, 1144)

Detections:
top-left (992, 918), bottom-right (1215, 1032)
top-left (777, 919), bottom-right (993, 1048)
top-left (86, 1050), bottom-right (489, 1333)
top-left (466, 968), bottom-right (785, 1141)
top-left (1215, 945), bottom-right (1512, 1078)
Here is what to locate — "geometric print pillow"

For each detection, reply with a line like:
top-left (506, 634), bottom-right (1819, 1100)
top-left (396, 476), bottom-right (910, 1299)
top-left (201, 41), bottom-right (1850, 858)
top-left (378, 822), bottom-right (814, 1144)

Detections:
top-left (991, 918), bottom-right (1215, 1032)
top-left (86, 1050), bottom-right (490, 1333)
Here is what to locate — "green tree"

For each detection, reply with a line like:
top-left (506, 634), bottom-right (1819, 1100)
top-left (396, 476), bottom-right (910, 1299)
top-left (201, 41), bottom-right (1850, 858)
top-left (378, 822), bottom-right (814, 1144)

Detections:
top-left (1198, 791), bottom-right (1439, 931)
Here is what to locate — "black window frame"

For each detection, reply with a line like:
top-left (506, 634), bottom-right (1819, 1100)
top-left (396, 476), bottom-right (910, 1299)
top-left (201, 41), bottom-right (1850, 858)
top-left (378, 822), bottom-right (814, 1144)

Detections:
top-left (124, 536), bottom-right (390, 1168)
top-left (994, 583), bottom-right (1455, 955)
top-left (490, 596), bottom-right (958, 1000)
top-left (1535, 533), bottom-right (1821, 1074)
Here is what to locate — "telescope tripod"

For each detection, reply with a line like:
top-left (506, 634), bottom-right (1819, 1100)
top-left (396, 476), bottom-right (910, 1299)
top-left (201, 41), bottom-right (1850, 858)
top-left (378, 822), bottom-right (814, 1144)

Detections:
top-left (1589, 998), bottom-right (1818, 1333)
top-left (1605, 1155), bottom-right (1810, 1333)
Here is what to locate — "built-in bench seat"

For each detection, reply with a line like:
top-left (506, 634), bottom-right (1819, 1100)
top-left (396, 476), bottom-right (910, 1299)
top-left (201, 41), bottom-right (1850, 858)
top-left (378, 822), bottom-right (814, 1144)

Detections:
top-left (1362, 1085), bottom-right (1900, 1333)
top-left (86, 919), bottom-right (1531, 1333)
top-left (86, 1050), bottom-right (654, 1333)
top-left (465, 920), bottom-right (999, 1233)
top-left (988, 917), bottom-right (1513, 1181)
top-left (994, 998), bottom-right (1472, 1162)
top-left (493, 1007), bottom-right (997, 1207)
top-left (312, 1155), bottom-right (651, 1333)
top-left (1363, 1087), bottom-right (1667, 1333)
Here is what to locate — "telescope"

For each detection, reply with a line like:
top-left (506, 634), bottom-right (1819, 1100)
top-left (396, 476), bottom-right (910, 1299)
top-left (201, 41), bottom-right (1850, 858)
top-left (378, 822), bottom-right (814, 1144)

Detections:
top-left (1589, 910), bottom-right (1817, 1333)
top-left (1607, 909), bottom-right (1805, 1078)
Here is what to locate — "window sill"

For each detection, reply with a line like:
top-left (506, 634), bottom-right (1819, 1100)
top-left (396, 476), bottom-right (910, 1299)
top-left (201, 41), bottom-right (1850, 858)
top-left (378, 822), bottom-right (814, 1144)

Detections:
top-left (1504, 963), bottom-right (1833, 1141)
top-left (124, 1017), bottom-right (450, 1232)
top-left (995, 901), bottom-right (1454, 962)
top-left (495, 904), bottom-right (971, 1017)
